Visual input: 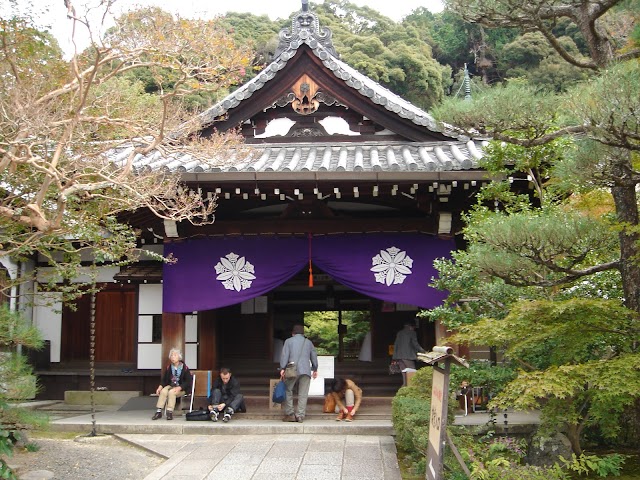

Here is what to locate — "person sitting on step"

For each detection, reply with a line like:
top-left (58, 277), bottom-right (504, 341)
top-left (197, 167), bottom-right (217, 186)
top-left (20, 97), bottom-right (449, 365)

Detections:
top-left (331, 377), bottom-right (362, 422)
top-left (208, 367), bottom-right (245, 423)
top-left (152, 348), bottom-right (192, 421)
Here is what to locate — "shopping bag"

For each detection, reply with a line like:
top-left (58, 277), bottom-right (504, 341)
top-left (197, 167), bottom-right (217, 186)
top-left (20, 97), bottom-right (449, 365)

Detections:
top-left (272, 379), bottom-right (286, 403)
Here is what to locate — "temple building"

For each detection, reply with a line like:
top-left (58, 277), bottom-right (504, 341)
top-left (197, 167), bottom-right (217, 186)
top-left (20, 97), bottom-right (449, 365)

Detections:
top-left (7, 2), bottom-right (512, 398)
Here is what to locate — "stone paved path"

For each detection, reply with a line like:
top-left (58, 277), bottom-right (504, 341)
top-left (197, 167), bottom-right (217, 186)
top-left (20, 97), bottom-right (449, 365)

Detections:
top-left (119, 433), bottom-right (402, 480)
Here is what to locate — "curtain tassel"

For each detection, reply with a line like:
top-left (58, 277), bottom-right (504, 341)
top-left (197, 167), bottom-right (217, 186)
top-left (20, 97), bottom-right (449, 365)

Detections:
top-left (308, 233), bottom-right (313, 288)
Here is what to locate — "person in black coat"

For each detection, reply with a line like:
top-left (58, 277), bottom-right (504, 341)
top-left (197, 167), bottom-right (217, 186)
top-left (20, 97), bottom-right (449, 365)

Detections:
top-left (392, 321), bottom-right (426, 387)
top-left (152, 348), bottom-right (192, 421)
top-left (208, 367), bottom-right (245, 422)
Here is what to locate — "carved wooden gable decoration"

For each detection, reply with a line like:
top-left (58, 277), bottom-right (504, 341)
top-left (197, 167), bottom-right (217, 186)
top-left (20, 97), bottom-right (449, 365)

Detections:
top-left (195, 4), bottom-right (459, 143)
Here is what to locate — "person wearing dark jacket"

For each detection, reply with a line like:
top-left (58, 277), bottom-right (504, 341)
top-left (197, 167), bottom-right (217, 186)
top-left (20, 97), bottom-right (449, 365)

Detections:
top-left (208, 367), bottom-right (245, 422)
top-left (392, 321), bottom-right (426, 386)
top-left (152, 348), bottom-right (192, 421)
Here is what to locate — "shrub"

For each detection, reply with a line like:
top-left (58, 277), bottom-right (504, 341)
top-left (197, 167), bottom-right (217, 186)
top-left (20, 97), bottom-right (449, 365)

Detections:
top-left (557, 452), bottom-right (627, 477)
top-left (450, 360), bottom-right (517, 400)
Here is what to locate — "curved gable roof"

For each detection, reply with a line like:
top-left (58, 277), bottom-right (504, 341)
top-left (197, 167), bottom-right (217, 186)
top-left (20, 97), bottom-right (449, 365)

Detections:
top-left (195, 6), bottom-right (461, 141)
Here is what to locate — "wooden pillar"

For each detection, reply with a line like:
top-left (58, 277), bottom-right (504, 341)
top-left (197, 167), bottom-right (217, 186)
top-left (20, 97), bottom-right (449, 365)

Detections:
top-left (198, 310), bottom-right (218, 371)
top-left (161, 312), bottom-right (185, 365)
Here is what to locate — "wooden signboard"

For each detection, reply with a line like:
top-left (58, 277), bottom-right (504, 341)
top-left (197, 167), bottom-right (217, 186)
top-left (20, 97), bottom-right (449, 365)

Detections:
top-left (419, 346), bottom-right (469, 480)
top-left (427, 365), bottom-right (447, 480)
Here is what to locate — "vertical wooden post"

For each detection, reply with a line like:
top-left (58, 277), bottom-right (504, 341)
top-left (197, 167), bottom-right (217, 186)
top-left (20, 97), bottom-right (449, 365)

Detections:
top-left (426, 358), bottom-right (451, 480)
top-left (338, 310), bottom-right (344, 362)
top-left (161, 312), bottom-right (185, 366)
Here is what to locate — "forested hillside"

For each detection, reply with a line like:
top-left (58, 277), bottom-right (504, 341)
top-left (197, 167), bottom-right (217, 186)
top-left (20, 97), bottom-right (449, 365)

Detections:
top-left (220, 0), bottom-right (638, 107)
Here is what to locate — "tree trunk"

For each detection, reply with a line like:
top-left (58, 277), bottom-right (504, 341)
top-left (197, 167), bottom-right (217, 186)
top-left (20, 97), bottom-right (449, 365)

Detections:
top-left (610, 160), bottom-right (640, 315)
top-left (575, 3), bottom-right (615, 68)
top-left (565, 423), bottom-right (583, 455)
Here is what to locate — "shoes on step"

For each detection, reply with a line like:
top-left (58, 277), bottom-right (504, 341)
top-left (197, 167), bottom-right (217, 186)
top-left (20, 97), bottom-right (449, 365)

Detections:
top-left (296, 416), bottom-right (304, 423)
top-left (151, 411), bottom-right (162, 420)
top-left (223, 413), bottom-right (231, 422)
top-left (336, 411), bottom-right (345, 421)
top-left (225, 407), bottom-right (234, 415)
top-left (345, 413), bottom-right (354, 422)
top-left (282, 414), bottom-right (297, 422)
top-left (166, 411), bottom-right (173, 420)
top-left (210, 410), bottom-right (219, 422)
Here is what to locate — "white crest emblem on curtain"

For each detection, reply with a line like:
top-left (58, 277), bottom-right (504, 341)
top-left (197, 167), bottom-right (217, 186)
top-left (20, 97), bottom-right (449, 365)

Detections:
top-left (371, 246), bottom-right (413, 286)
top-left (214, 252), bottom-right (256, 291)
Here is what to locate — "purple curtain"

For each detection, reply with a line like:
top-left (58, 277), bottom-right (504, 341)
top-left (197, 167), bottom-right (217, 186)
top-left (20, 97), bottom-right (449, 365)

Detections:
top-left (163, 234), bottom-right (454, 313)
top-left (163, 236), bottom-right (308, 313)
top-left (313, 234), bottom-right (454, 309)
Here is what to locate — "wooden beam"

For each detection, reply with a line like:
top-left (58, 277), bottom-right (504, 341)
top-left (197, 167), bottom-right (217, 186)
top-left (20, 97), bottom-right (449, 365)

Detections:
top-left (180, 217), bottom-right (439, 236)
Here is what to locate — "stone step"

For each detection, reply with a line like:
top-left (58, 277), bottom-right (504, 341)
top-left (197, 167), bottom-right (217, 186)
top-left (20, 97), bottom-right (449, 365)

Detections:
top-left (64, 390), bottom-right (142, 405)
top-left (114, 395), bottom-right (393, 421)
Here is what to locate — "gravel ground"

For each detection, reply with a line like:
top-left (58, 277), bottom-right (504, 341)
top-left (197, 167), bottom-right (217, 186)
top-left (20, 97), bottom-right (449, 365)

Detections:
top-left (5, 434), bottom-right (164, 480)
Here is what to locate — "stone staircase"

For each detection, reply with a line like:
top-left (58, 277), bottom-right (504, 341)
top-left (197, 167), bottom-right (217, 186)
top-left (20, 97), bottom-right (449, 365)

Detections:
top-left (223, 358), bottom-right (402, 397)
top-left (32, 358), bottom-right (400, 426)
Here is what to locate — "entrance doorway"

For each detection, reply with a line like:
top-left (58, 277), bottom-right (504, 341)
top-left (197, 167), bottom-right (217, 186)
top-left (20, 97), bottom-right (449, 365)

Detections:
top-left (303, 310), bottom-right (370, 361)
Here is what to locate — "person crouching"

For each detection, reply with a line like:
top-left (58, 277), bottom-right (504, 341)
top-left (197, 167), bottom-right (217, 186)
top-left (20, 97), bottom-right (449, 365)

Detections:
top-left (331, 377), bottom-right (362, 422)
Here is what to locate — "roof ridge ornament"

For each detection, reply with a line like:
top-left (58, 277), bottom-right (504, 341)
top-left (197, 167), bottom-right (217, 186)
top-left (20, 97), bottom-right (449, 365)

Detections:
top-left (274, 2), bottom-right (338, 58)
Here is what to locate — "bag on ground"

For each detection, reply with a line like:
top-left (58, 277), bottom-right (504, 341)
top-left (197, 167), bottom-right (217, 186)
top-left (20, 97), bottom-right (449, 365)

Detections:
top-left (272, 379), bottom-right (286, 403)
top-left (323, 393), bottom-right (336, 413)
top-left (185, 409), bottom-right (211, 421)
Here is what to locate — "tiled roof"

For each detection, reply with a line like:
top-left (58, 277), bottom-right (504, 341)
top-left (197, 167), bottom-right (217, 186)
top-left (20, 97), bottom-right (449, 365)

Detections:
top-left (110, 140), bottom-right (486, 175)
top-left (196, 7), bottom-right (460, 138)
top-left (113, 262), bottom-right (163, 283)
top-left (107, 6), bottom-right (487, 177)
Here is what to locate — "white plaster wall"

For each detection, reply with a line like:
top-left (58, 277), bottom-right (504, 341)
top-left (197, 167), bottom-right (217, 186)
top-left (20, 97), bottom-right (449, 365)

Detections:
top-left (0, 256), bottom-right (19, 312)
top-left (18, 259), bottom-right (35, 323)
top-left (138, 284), bottom-right (163, 369)
top-left (185, 343), bottom-right (198, 369)
top-left (32, 292), bottom-right (63, 363)
top-left (138, 344), bottom-right (162, 370)
top-left (0, 255), bottom-right (18, 279)
top-left (185, 314), bottom-right (197, 342)
top-left (138, 315), bottom-right (154, 343)
top-left (138, 284), bottom-right (162, 314)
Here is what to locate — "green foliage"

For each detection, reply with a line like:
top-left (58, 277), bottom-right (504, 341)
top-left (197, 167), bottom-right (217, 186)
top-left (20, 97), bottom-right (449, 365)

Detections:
top-left (460, 206), bottom-right (619, 288)
top-left (312, 1), bottom-right (449, 109)
top-left (303, 310), bottom-right (369, 355)
top-left (470, 461), bottom-right (568, 480)
top-left (557, 452), bottom-right (627, 477)
top-left (448, 298), bottom-right (640, 452)
top-left (0, 305), bottom-right (48, 480)
top-left (499, 33), bottom-right (591, 91)
top-left (391, 367), bottom-right (433, 474)
top-left (23, 442), bottom-right (40, 452)
top-left (450, 361), bottom-right (517, 399)
top-left (427, 252), bottom-right (539, 329)
top-left (433, 81), bottom-right (564, 140)
top-left (452, 299), bottom-right (637, 367)
top-left (563, 61), bottom-right (640, 153)
top-left (449, 430), bottom-right (569, 480)
top-left (220, 12), bottom-right (284, 69)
